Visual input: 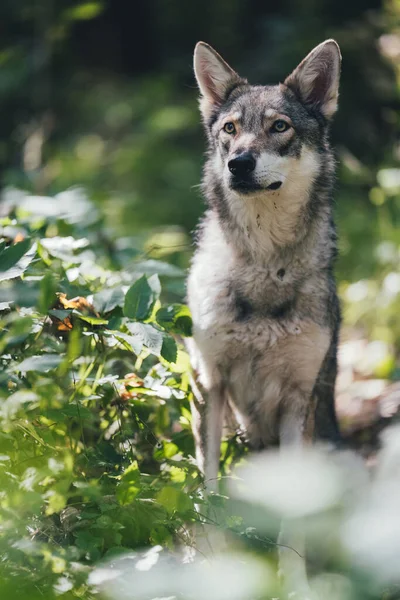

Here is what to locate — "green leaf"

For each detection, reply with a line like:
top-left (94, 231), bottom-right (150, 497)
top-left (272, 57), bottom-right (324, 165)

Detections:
top-left (121, 460), bottom-right (140, 480)
top-left (0, 239), bottom-right (36, 281)
top-left (47, 404), bottom-right (92, 420)
top-left (74, 530), bottom-right (103, 551)
top-left (125, 322), bottom-right (163, 355)
top-left (1, 390), bottom-right (39, 419)
top-left (156, 303), bottom-right (193, 337)
top-left (107, 330), bottom-right (143, 354)
top-left (72, 311), bottom-right (108, 326)
top-left (48, 309), bottom-right (72, 320)
top-left (123, 274), bottom-right (160, 320)
top-left (0, 238), bottom-right (31, 271)
top-left (38, 271), bottom-right (57, 313)
top-left (40, 236), bottom-right (89, 262)
top-left (116, 461), bottom-right (141, 505)
top-left (93, 287), bottom-right (125, 313)
top-left (15, 420), bottom-right (47, 446)
top-left (150, 524), bottom-right (173, 547)
top-left (161, 334), bottom-right (178, 363)
top-left (13, 354), bottom-right (63, 373)
top-left (46, 491), bottom-right (67, 515)
top-left (65, 2), bottom-right (104, 21)
top-left (156, 486), bottom-right (193, 514)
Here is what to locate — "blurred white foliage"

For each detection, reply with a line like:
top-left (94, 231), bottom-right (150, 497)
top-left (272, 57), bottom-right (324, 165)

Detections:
top-left (342, 425), bottom-right (400, 583)
top-left (375, 241), bottom-right (399, 264)
top-left (382, 272), bottom-right (400, 299)
top-left (344, 280), bottom-right (369, 303)
top-left (379, 33), bottom-right (400, 61)
top-left (88, 438), bottom-right (400, 599)
top-left (89, 546), bottom-right (271, 600)
top-left (377, 168), bottom-right (400, 192)
top-left (356, 341), bottom-right (390, 376)
top-left (230, 449), bottom-right (344, 518)
top-left (0, 186), bottom-right (99, 225)
top-left (309, 573), bottom-right (354, 600)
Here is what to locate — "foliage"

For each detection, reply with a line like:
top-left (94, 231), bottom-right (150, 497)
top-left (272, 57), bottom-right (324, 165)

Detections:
top-left (0, 188), bottom-right (208, 599)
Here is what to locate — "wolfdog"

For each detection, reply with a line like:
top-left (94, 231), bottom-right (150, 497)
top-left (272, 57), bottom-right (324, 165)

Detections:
top-left (187, 40), bottom-right (342, 594)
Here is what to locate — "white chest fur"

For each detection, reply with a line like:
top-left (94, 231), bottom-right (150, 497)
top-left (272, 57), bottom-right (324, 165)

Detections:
top-left (188, 219), bottom-right (301, 384)
top-left (187, 215), bottom-right (330, 444)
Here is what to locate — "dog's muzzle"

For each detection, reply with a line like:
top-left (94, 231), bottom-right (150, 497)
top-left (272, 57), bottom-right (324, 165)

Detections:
top-left (228, 152), bottom-right (282, 193)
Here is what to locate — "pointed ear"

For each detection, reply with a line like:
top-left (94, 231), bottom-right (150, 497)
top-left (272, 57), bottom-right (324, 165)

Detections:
top-left (194, 42), bottom-right (243, 119)
top-left (284, 40), bottom-right (341, 120)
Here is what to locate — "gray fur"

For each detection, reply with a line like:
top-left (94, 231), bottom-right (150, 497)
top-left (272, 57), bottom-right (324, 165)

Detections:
top-left (188, 40), bottom-right (342, 480)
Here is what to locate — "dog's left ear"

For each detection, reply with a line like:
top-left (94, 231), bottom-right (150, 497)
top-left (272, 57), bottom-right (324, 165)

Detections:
top-left (284, 40), bottom-right (341, 120)
top-left (194, 42), bottom-right (243, 119)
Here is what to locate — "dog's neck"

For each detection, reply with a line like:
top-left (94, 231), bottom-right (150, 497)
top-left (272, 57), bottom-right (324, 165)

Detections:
top-left (206, 185), bottom-right (330, 265)
top-left (224, 187), bottom-right (310, 260)
top-left (204, 147), bottom-right (334, 263)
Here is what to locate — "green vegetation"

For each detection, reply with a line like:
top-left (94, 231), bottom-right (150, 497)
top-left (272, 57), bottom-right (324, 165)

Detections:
top-left (0, 189), bottom-right (199, 599)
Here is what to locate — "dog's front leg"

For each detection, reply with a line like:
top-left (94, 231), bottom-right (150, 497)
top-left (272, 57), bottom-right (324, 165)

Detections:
top-left (191, 381), bottom-right (226, 554)
top-left (191, 379), bottom-right (226, 490)
top-left (191, 379), bottom-right (226, 492)
top-left (278, 404), bottom-right (316, 600)
top-left (204, 386), bottom-right (226, 494)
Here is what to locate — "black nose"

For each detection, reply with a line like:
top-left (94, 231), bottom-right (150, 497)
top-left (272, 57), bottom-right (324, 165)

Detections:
top-left (228, 152), bottom-right (256, 178)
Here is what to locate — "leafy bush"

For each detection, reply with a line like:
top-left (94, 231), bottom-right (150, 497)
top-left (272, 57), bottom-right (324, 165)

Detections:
top-left (0, 188), bottom-right (202, 599)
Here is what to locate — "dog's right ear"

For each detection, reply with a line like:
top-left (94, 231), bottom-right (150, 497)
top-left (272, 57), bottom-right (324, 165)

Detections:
top-left (194, 42), bottom-right (242, 120)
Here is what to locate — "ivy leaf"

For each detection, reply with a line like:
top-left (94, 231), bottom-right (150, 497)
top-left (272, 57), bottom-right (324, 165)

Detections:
top-left (156, 304), bottom-right (192, 337)
top-left (123, 274), bottom-right (160, 320)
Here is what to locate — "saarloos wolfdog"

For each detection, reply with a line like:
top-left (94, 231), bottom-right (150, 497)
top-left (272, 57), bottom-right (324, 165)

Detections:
top-left (187, 40), bottom-right (343, 597)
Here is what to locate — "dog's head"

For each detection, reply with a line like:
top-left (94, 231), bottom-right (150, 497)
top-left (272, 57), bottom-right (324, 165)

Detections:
top-left (194, 40), bottom-right (341, 197)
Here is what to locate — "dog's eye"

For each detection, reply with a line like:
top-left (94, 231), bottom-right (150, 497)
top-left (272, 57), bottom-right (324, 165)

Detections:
top-left (223, 122), bottom-right (236, 134)
top-left (271, 120), bottom-right (290, 133)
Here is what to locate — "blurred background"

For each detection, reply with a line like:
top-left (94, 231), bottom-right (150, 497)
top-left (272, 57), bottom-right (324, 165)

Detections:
top-left (1, 0), bottom-right (400, 436)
